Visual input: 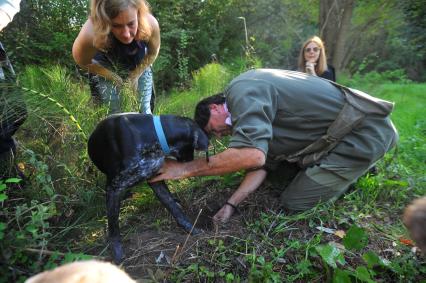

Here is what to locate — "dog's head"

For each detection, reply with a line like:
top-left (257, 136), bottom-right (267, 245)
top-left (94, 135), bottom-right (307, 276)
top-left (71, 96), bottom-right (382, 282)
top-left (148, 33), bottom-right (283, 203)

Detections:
top-left (175, 125), bottom-right (209, 162)
top-left (163, 115), bottom-right (209, 162)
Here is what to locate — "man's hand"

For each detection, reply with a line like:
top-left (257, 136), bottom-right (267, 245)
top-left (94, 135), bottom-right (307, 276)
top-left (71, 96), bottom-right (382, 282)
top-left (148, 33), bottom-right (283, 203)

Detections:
top-left (213, 203), bottom-right (235, 223)
top-left (150, 159), bottom-right (188, 182)
top-left (214, 169), bottom-right (267, 224)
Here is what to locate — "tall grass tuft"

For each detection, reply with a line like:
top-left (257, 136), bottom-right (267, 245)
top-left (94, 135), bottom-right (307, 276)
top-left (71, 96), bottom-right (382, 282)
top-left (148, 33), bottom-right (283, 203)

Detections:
top-left (155, 63), bottom-right (232, 117)
top-left (3, 61), bottom-right (425, 282)
top-left (18, 65), bottom-right (104, 138)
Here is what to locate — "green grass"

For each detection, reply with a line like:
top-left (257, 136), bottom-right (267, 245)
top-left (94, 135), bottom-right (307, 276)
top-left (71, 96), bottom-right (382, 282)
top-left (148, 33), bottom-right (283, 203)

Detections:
top-left (162, 73), bottom-right (426, 282)
top-left (353, 83), bottom-right (426, 180)
top-left (155, 63), bottom-right (232, 116)
top-left (1, 64), bottom-right (425, 282)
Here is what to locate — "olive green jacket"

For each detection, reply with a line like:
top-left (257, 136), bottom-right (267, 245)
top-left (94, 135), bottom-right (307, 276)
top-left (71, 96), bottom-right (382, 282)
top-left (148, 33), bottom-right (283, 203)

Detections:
top-left (225, 69), bottom-right (397, 180)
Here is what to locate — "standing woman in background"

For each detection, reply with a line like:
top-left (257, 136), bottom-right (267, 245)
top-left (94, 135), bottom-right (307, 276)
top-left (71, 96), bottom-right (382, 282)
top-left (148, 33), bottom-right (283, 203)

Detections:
top-left (72, 0), bottom-right (160, 114)
top-left (298, 36), bottom-right (335, 82)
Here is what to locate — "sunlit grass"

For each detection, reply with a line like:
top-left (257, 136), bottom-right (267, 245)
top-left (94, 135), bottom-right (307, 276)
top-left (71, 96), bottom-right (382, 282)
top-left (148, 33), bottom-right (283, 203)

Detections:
top-left (5, 63), bottom-right (425, 281)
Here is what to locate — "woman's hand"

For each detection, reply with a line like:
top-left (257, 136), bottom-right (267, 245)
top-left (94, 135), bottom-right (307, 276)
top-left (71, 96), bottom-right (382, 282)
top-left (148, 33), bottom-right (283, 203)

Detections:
top-left (86, 63), bottom-right (124, 87)
top-left (112, 74), bottom-right (124, 87)
top-left (305, 61), bottom-right (317, 75)
top-left (125, 77), bottom-right (139, 93)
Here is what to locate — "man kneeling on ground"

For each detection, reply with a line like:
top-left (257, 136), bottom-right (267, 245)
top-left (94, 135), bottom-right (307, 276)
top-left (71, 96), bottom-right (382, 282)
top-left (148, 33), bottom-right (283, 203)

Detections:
top-left (151, 69), bottom-right (398, 223)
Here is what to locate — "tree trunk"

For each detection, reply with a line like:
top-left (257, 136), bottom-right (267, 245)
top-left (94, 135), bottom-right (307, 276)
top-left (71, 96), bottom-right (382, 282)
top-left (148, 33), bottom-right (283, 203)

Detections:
top-left (319, 0), bottom-right (355, 73)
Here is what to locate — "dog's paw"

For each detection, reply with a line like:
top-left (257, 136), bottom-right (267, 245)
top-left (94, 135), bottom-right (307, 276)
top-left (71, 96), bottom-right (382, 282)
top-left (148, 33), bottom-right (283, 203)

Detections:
top-left (190, 227), bottom-right (203, 235)
top-left (110, 238), bottom-right (124, 265)
top-left (178, 220), bottom-right (203, 236)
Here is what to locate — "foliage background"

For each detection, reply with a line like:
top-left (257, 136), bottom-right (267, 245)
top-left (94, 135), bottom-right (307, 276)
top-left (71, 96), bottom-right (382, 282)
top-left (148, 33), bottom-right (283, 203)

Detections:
top-left (0, 0), bottom-right (425, 282)
top-left (0, 0), bottom-right (425, 91)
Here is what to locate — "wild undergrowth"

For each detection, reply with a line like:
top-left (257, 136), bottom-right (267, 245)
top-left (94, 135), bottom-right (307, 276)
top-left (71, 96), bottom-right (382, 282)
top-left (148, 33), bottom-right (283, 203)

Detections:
top-left (0, 63), bottom-right (425, 282)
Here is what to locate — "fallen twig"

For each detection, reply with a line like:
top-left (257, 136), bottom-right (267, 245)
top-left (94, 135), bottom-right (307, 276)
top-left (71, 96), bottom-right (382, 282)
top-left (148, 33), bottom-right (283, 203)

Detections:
top-left (171, 208), bottom-right (203, 265)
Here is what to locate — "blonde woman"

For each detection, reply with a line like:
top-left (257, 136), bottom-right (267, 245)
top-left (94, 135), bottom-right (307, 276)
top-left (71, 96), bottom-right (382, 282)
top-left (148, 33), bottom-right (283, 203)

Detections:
top-left (298, 36), bottom-right (335, 81)
top-left (72, 0), bottom-right (160, 114)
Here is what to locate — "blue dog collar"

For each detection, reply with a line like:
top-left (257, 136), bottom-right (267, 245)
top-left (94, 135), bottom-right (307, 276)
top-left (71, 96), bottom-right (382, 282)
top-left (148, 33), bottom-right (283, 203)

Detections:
top-left (153, 115), bottom-right (171, 155)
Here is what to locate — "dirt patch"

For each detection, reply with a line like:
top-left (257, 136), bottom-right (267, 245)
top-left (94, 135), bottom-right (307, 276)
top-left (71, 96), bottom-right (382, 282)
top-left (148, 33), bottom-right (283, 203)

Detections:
top-left (77, 177), bottom-right (423, 282)
top-left (117, 180), bottom-right (284, 280)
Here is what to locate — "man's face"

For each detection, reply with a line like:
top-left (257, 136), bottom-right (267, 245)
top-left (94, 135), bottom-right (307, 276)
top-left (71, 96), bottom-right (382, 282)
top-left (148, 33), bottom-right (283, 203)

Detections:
top-left (204, 104), bottom-right (232, 138)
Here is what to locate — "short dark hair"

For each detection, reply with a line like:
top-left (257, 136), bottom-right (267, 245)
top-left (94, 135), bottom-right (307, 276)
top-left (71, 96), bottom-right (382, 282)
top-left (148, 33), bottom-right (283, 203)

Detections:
top-left (194, 93), bottom-right (226, 130)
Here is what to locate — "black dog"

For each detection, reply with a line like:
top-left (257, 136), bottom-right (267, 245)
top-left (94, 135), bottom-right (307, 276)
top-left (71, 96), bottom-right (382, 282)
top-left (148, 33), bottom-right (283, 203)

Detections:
top-left (88, 113), bottom-right (209, 264)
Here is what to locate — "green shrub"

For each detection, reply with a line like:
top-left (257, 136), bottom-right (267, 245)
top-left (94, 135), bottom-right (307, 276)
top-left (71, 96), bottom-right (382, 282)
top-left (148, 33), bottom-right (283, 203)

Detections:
top-left (3, 62), bottom-right (425, 282)
top-left (155, 63), bottom-right (233, 117)
top-left (338, 69), bottom-right (412, 88)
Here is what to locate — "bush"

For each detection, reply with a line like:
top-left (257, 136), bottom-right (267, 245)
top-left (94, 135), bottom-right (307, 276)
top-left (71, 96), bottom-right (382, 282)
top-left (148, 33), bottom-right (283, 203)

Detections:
top-left (338, 69), bottom-right (412, 88)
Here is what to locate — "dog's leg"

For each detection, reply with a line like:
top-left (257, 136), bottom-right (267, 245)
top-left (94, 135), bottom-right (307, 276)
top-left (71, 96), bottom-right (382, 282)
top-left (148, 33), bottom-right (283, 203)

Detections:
top-left (149, 181), bottom-right (202, 235)
top-left (106, 184), bottom-right (125, 264)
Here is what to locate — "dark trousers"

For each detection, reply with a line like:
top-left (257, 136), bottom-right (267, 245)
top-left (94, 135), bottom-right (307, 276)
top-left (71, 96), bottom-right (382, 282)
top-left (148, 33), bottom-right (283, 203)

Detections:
top-left (0, 42), bottom-right (27, 157)
top-left (87, 67), bottom-right (155, 115)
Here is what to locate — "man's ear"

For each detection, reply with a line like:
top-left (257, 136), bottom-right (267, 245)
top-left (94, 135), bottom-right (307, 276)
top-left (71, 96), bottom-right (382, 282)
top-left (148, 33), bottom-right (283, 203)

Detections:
top-left (208, 104), bottom-right (217, 112)
top-left (209, 103), bottom-right (223, 114)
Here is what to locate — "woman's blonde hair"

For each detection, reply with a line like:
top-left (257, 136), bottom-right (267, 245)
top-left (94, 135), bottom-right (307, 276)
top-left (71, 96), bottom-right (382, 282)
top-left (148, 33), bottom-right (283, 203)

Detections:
top-left (297, 36), bottom-right (328, 76)
top-left (90, 0), bottom-right (152, 50)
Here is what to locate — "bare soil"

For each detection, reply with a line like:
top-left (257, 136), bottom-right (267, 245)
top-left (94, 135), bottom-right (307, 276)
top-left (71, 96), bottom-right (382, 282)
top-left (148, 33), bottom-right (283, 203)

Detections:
top-left (89, 178), bottom-right (421, 282)
top-left (116, 180), bottom-right (284, 281)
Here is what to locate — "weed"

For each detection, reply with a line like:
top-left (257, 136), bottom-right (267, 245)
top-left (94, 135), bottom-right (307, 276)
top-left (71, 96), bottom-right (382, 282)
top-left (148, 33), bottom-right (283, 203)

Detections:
top-left (4, 62), bottom-right (425, 282)
top-left (177, 30), bottom-right (190, 87)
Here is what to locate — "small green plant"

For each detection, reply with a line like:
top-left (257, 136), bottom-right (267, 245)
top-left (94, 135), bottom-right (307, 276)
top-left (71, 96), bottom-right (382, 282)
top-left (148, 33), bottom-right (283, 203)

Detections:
top-left (173, 263), bottom-right (215, 282)
top-left (0, 177), bottom-right (55, 282)
top-left (177, 29), bottom-right (190, 87)
top-left (2, 62), bottom-right (424, 282)
top-left (311, 224), bottom-right (425, 282)
top-left (0, 174), bottom-right (93, 283)
top-left (247, 251), bottom-right (281, 283)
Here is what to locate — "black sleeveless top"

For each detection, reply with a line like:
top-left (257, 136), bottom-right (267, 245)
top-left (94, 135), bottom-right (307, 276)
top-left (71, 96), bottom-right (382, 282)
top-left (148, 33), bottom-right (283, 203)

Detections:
top-left (319, 65), bottom-right (336, 82)
top-left (93, 35), bottom-right (147, 75)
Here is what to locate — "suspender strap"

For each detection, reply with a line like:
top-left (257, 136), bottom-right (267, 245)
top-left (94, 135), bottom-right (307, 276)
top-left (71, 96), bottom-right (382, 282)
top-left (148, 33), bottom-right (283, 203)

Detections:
top-left (153, 115), bottom-right (171, 155)
top-left (274, 86), bottom-right (394, 168)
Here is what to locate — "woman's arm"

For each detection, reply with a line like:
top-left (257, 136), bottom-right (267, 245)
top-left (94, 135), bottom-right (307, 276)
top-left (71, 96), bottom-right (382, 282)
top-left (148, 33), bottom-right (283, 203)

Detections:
top-left (128, 14), bottom-right (160, 82)
top-left (72, 19), bottom-right (123, 85)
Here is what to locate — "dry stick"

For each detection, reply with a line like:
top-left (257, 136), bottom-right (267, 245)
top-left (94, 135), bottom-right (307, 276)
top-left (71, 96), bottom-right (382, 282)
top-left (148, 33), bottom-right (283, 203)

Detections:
top-left (170, 244), bottom-right (180, 265)
top-left (171, 208), bottom-right (203, 265)
top-left (265, 210), bottom-right (282, 238)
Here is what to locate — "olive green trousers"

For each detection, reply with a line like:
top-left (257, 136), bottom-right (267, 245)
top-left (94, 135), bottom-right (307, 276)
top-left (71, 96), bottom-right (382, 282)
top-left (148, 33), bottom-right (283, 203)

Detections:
top-left (277, 119), bottom-right (398, 211)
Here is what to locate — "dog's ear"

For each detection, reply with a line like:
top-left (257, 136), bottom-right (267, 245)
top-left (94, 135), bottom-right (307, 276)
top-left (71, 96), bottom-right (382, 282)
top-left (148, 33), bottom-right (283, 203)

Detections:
top-left (192, 131), bottom-right (199, 149)
top-left (193, 127), bottom-right (209, 151)
top-left (193, 127), bottom-right (210, 162)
